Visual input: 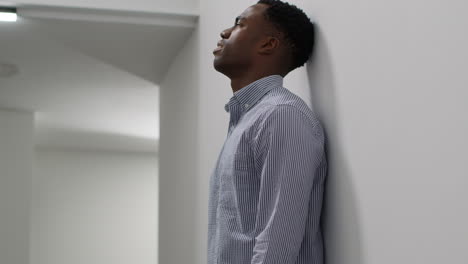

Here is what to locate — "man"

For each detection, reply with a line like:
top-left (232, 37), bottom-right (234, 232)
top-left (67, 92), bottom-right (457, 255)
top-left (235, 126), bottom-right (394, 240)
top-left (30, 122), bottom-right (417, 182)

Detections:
top-left (207, 1), bottom-right (327, 263)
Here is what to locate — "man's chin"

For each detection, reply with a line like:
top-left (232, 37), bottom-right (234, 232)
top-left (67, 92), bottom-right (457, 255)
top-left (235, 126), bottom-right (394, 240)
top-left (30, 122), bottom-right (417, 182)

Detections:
top-left (213, 57), bottom-right (225, 73)
top-left (213, 57), bottom-right (238, 78)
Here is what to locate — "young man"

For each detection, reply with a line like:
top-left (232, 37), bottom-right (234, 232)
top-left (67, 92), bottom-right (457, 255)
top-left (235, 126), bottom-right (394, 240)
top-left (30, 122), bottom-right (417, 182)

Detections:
top-left (208, 1), bottom-right (327, 263)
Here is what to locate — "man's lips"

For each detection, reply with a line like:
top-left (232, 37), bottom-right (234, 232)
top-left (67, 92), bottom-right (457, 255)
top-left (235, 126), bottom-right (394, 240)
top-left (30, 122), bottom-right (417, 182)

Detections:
top-left (213, 46), bottom-right (223, 54)
top-left (213, 40), bottom-right (224, 54)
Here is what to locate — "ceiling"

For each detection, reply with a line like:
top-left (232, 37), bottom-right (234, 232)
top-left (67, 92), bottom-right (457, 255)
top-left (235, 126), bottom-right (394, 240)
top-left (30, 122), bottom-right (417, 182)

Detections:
top-left (0, 5), bottom-right (198, 153)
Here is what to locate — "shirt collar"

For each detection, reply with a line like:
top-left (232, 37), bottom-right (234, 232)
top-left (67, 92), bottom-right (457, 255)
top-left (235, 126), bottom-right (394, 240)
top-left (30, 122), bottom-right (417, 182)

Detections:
top-left (224, 75), bottom-right (283, 113)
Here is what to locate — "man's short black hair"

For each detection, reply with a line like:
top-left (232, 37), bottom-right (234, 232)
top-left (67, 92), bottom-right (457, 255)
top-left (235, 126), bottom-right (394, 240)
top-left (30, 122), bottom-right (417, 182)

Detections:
top-left (257, 0), bottom-right (315, 72)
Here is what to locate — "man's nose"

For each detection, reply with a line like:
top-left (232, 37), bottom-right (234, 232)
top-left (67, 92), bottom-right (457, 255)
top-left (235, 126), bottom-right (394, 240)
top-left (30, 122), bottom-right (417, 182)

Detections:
top-left (220, 28), bottom-right (231, 39)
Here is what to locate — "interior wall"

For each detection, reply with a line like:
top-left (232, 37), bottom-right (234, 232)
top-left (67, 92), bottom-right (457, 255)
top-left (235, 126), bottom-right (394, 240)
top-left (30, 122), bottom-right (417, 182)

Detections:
top-left (300, 1), bottom-right (468, 263)
top-left (31, 149), bottom-right (158, 264)
top-left (0, 109), bottom-right (34, 264)
top-left (160, 0), bottom-right (468, 264)
top-left (159, 28), bottom-right (201, 264)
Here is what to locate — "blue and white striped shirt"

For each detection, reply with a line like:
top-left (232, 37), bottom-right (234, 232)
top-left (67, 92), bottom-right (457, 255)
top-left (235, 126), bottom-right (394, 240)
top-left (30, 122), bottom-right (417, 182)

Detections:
top-left (207, 75), bottom-right (327, 264)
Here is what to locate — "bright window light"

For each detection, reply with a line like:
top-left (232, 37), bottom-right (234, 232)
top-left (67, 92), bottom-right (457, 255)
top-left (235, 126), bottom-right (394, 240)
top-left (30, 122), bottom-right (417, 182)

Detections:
top-left (0, 7), bottom-right (17, 22)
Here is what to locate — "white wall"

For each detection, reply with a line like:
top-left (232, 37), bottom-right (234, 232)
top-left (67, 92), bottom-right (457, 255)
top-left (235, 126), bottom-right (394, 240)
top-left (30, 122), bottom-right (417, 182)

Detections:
top-left (32, 149), bottom-right (158, 264)
top-left (159, 28), bottom-right (201, 264)
top-left (301, 1), bottom-right (468, 263)
top-left (160, 0), bottom-right (468, 264)
top-left (0, 109), bottom-right (34, 264)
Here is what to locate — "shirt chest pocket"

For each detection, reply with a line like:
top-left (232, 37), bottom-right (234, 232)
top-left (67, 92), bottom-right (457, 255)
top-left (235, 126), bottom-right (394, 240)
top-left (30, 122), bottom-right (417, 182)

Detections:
top-left (223, 128), bottom-right (255, 172)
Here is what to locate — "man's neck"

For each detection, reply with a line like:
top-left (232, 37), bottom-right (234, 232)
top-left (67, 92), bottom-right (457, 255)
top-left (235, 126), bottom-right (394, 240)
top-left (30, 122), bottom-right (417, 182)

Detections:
top-left (230, 72), bottom-right (283, 93)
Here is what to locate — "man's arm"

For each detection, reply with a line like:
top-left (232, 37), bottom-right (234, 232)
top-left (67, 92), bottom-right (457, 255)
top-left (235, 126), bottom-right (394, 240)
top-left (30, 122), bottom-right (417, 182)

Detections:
top-left (251, 105), bottom-right (325, 264)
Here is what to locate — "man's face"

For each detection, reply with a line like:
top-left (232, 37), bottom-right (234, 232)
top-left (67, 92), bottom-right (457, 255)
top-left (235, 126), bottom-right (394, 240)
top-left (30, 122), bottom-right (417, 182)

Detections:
top-left (213, 4), bottom-right (270, 76)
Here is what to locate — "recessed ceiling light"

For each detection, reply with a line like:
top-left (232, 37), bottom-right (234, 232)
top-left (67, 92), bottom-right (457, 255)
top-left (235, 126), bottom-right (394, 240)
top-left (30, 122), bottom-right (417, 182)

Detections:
top-left (0, 7), bottom-right (17, 22)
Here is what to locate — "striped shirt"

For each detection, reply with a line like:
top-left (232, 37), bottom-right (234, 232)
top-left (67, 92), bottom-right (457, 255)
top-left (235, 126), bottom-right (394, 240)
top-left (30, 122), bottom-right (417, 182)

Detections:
top-left (207, 75), bottom-right (327, 264)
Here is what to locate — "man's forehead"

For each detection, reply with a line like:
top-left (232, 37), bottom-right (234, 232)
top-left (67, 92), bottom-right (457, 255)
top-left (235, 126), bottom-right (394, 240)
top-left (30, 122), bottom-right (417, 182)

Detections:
top-left (239, 3), bottom-right (268, 20)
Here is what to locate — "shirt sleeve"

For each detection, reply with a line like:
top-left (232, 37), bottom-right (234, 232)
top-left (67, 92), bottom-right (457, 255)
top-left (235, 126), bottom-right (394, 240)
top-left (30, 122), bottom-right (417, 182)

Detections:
top-left (251, 105), bottom-right (325, 264)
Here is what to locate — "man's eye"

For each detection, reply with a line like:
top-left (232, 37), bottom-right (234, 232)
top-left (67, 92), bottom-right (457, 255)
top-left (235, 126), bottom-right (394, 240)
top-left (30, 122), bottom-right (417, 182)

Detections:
top-left (234, 17), bottom-right (241, 27)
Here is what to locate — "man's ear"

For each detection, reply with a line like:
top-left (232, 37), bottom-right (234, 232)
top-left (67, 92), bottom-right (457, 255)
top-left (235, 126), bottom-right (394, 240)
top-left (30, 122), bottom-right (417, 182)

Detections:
top-left (258, 36), bottom-right (280, 55)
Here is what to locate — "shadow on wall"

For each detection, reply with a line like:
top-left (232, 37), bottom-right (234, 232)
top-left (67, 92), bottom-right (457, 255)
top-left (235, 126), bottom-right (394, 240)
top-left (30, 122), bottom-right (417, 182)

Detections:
top-left (306, 26), bottom-right (364, 264)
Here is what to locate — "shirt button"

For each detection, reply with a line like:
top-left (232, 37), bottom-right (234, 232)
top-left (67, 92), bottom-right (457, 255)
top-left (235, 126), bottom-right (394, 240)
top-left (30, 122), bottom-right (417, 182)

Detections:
top-left (244, 104), bottom-right (249, 108)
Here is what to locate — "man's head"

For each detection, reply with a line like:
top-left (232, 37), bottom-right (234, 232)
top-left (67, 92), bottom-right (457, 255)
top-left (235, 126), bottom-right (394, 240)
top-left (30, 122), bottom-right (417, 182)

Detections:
top-left (213, 0), bottom-right (315, 79)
